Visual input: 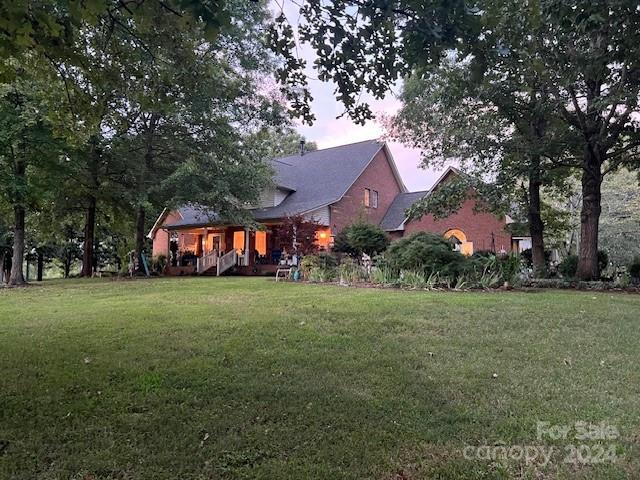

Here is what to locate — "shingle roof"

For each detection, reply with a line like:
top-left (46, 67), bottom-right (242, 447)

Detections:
top-left (162, 205), bottom-right (220, 229)
top-left (161, 139), bottom-right (389, 229)
top-left (252, 139), bottom-right (386, 220)
top-left (379, 191), bottom-right (428, 231)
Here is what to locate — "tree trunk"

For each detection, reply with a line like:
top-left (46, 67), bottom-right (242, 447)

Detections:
top-left (8, 204), bottom-right (26, 286)
top-left (0, 251), bottom-right (5, 284)
top-left (64, 255), bottom-right (71, 278)
top-left (37, 250), bottom-right (44, 281)
top-left (81, 195), bottom-right (96, 277)
top-left (81, 138), bottom-right (101, 278)
top-left (528, 170), bottom-right (545, 277)
top-left (576, 151), bottom-right (602, 281)
top-left (135, 204), bottom-right (146, 273)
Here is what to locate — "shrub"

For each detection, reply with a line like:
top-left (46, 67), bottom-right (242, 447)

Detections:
top-left (520, 248), bottom-right (552, 270)
top-left (497, 254), bottom-right (522, 284)
top-left (598, 250), bottom-right (609, 275)
top-left (151, 255), bottom-right (167, 274)
top-left (403, 270), bottom-right (443, 290)
top-left (400, 270), bottom-right (427, 289)
top-left (300, 253), bottom-right (338, 272)
top-left (300, 253), bottom-right (338, 282)
top-left (385, 232), bottom-right (467, 279)
top-left (338, 257), bottom-right (366, 284)
top-left (333, 222), bottom-right (390, 257)
top-left (558, 251), bottom-right (609, 279)
top-left (464, 252), bottom-right (521, 287)
top-left (558, 254), bottom-right (578, 278)
top-left (371, 263), bottom-right (401, 286)
top-left (306, 266), bottom-right (336, 282)
top-left (629, 256), bottom-right (640, 280)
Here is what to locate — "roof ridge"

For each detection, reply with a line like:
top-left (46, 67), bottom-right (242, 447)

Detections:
top-left (271, 158), bottom-right (294, 167)
top-left (274, 138), bottom-right (381, 161)
top-left (404, 190), bottom-right (429, 195)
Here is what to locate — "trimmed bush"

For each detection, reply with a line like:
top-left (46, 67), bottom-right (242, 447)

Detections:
top-left (385, 232), bottom-right (467, 279)
top-left (558, 255), bottom-right (578, 278)
top-left (333, 222), bottom-right (390, 257)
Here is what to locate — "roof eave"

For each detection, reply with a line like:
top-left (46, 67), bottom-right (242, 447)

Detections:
top-left (147, 208), bottom-right (168, 239)
top-left (381, 143), bottom-right (408, 193)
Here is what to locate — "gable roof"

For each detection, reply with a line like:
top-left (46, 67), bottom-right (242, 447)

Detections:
top-left (252, 139), bottom-right (405, 220)
top-left (149, 139), bottom-right (407, 235)
top-left (379, 191), bottom-right (428, 231)
top-left (154, 205), bottom-right (221, 230)
top-left (379, 166), bottom-right (463, 232)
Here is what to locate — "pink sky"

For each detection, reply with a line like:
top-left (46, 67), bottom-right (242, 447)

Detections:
top-left (294, 91), bottom-right (440, 192)
top-left (271, 1), bottom-right (441, 192)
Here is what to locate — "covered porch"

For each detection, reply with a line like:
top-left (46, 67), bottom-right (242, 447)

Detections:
top-left (157, 223), bottom-right (332, 276)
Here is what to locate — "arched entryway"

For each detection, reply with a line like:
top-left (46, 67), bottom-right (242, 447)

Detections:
top-left (444, 229), bottom-right (474, 255)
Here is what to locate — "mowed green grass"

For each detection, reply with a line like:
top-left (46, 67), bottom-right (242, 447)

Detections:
top-left (1, 278), bottom-right (639, 479)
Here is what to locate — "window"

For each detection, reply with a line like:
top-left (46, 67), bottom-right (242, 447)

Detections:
top-left (255, 231), bottom-right (267, 256)
top-left (315, 228), bottom-right (332, 250)
top-left (364, 188), bottom-right (378, 208)
top-left (233, 230), bottom-right (245, 254)
top-left (444, 228), bottom-right (473, 256)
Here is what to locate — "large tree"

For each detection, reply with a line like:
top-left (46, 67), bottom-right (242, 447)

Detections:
top-left (389, 36), bottom-right (574, 276)
top-left (0, 71), bottom-right (64, 285)
top-left (535, 0), bottom-right (640, 279)
top-left (270, 0), bottom-right (640, 280)
top-left (108, 0), bottom-right (283, 268)
top-left (6, 0), bottom-right (283, 278)
top-left (0, 1), bottom-right (228, 64)
top-left (248, 126), bottom-right (317, 159)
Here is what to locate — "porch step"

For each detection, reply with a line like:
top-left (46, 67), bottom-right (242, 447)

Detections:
top-left (199, 266), bottom-right (218, 276)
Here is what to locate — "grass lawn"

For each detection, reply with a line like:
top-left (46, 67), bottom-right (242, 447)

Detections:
top-left (1, 278), bottom-right (639, 479)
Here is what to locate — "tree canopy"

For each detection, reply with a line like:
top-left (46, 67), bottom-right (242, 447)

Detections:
top-left (271, 0), bottom-right (640, 279)
top-left (0, 0), bottom-right (289, 284)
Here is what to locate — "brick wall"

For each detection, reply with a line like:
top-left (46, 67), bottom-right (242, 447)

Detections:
top-left (151, 210), bottom-right (182, 256)
top-left (329, 149), bottom-right (403, 235)
top-left (402, 192), bottom-right (512, 253)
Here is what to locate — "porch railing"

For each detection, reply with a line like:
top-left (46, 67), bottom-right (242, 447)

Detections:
top-left (197, 250), bottom-right (218, 274)
top-left (216, 250), bottom-right (237, 276)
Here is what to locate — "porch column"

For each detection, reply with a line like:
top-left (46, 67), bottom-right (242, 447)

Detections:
top-left (244, 228), bottom-right (250, 265)
top-left (219, 231), bottom-right (225, 257)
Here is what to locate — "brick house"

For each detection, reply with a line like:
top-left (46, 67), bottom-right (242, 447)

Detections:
top-left (380, 167), bottom-right (513, 255)
top-left (148, 139), bottom-right (515, 275)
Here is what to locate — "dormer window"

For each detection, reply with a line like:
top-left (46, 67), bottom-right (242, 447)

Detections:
top-left (364, 188), bottom-right (378, 208)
